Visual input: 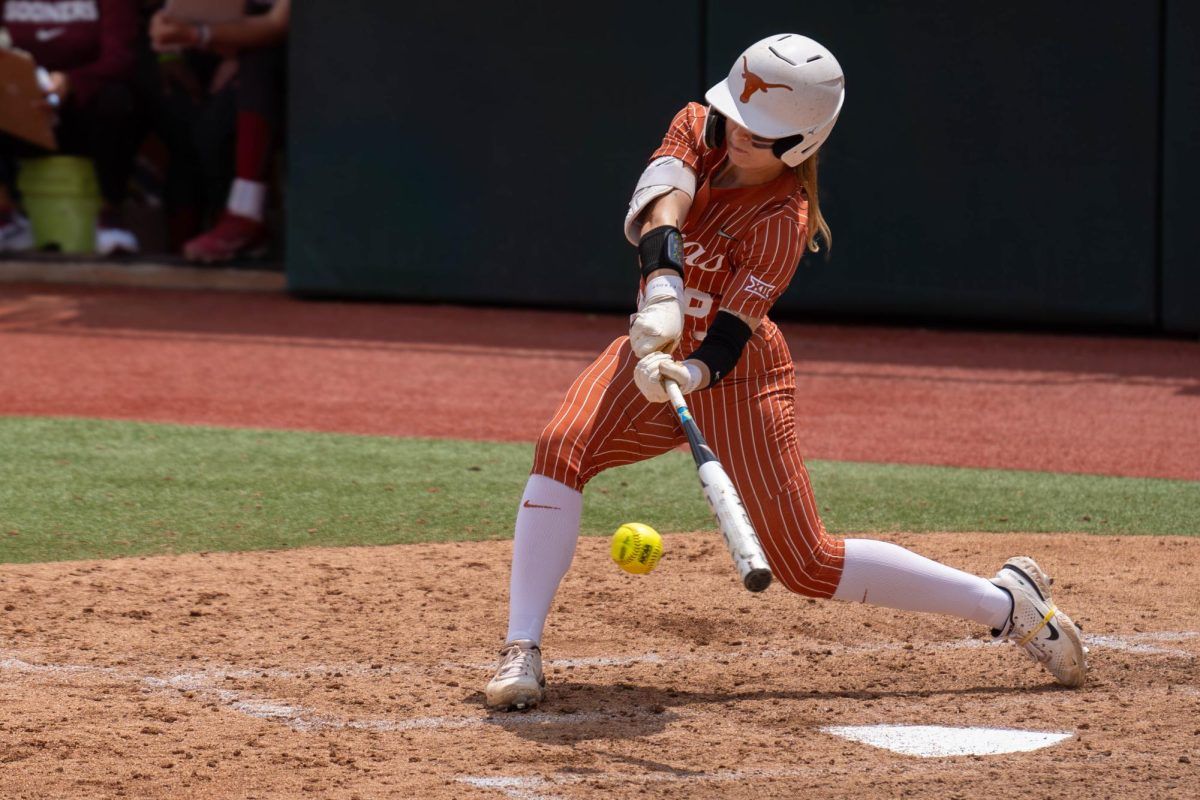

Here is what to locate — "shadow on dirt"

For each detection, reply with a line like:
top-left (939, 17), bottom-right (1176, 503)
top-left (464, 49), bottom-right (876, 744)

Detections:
top-left (477, 679), bottom-right (1066, 745)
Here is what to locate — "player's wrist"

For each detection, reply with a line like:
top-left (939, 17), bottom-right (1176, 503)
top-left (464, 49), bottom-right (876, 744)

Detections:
top-left (630, 273), bottom-right (684, 357)
top-left (640, 272), bottom-right (684, 306)
top-left (657, 358), bottom-right (705, 395)
top-left (680, 359), bottom-right (709, 389)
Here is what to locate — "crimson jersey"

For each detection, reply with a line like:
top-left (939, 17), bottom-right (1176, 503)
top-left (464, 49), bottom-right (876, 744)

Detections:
top-left (2, 0), bottom-right (138, 107)
top-left (646, 102), bottom-right (809, 368)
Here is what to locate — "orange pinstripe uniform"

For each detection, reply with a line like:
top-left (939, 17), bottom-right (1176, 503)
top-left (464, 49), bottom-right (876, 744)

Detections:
top-left (532, 102), bottom-right (844, 598)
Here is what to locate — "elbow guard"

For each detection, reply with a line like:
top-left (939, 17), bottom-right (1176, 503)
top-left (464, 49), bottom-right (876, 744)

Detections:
top-left (688, 311), bottom-right (753, 386)
top-left (624, 156), bottom-right (697, 245)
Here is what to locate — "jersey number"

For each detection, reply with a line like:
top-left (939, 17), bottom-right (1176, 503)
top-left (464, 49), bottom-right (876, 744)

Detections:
top-left (684, 288), bottom-right (713, 342)
top-left (684, 288), bottom-right (713, 317)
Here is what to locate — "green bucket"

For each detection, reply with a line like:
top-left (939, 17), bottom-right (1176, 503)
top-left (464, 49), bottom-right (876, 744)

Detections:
top-left (17, 156), bottom-right (102, 254)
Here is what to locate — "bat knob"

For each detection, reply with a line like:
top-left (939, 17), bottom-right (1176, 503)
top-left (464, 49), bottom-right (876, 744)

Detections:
top-left (743, 568), bottom-right (773, 593)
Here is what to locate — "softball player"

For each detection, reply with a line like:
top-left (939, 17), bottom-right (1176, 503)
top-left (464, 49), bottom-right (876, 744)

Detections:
top-left (486, 34), bottom-right (1087, 709)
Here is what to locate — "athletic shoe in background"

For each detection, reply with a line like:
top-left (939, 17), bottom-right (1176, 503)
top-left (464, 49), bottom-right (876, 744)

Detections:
top-left (95, 208), bottom-right (139, 256)
top-left (183, 212), bottom-right (269, 263)
top-left (0, 210), bottom-right (34, 252)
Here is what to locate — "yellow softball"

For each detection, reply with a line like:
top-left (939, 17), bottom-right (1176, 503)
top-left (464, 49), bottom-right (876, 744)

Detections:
top-left (610, 523), bottom-right (663, 575)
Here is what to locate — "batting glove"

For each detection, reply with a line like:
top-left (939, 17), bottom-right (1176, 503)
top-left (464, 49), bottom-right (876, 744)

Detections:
top-left (634, 352), bottom-right (704, 403)
top-left (629, 274), bottom-right (684, 358)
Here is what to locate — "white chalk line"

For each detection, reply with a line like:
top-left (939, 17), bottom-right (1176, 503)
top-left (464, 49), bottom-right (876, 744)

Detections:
top-left (0, 654), bottom-right (673, 733)
top-left (1082, 631), bottom-right (1198, 658)
top-left (459, 767), bottom-right (824, 800)
top-left (3, 629), bottom-right (1189, 687)
top-left (461, 757), bottom-right (1024, 800)
top-left (137, 668), bottom-right (672, 733)
top-left (458, 630), bottom-right (1199, 671)
top-left (1, 630), bottom-right (1195, 736)
top-left (459, 775), bottom-right (560, 800)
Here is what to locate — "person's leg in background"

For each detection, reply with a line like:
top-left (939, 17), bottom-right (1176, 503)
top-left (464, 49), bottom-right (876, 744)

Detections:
top-left (137, 43), bottom-right (210, 252)
top-left (191, 69), bottom-right (237, 233)
top-left (56, 81), bottom-right (144, 255)
top-left (155, 83), bottom-right (205, 250)
top-left (0, 144), bottom-right (34, 252)
top-left (183, 44), bottom-right (285, 263)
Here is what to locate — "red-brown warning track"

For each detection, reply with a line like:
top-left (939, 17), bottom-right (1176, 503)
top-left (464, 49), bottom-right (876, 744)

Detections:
top-left (0, 283), bottom-right (1196, 479)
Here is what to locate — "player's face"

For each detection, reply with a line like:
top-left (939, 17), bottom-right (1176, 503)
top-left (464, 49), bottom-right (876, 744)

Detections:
top-left (724, 119), bottom-right (785, 171)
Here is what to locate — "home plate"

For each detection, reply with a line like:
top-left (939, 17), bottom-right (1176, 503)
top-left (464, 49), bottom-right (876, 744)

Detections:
top-left (821, 725), bottom-right (1073, 757)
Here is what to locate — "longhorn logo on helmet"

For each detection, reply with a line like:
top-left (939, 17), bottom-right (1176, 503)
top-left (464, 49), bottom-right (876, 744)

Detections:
top-left (739, 56), bottom-right (794, 103)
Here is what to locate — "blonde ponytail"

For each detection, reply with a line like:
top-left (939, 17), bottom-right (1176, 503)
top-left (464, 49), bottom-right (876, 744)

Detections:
top-left (796, 152), bottom-right (831, 254)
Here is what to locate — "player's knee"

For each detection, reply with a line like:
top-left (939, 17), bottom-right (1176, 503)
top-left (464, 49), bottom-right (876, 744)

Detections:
top-left (532, 430), bottom-right (587, 492)
top-left (771, 535), bottom-right (844, 599)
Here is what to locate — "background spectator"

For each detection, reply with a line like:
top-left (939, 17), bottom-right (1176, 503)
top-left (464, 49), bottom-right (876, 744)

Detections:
top-left (135, 0), bottom-right (237, 252)
top-left (150, 0), bottom-right (288, 264)
top-left (0, 0), bottom-right (143, 255)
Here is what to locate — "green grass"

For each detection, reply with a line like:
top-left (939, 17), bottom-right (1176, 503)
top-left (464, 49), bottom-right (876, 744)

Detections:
top-left (0, 417), bottom-right (1196, 564)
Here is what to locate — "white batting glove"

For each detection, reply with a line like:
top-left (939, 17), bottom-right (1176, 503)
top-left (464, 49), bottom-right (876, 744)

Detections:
top-left (629, 274), bottom-right (684, 358)
top-left (634, 352), bottom-right (704, 404)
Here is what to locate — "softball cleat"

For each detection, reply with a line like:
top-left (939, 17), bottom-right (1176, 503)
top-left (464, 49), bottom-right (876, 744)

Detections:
top-left (991, 556), bottom-right (1088, 688)
top-left (485, 639), bottom-right (546, 710)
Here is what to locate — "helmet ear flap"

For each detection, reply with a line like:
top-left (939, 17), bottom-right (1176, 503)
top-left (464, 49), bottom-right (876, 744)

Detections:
top-left (703, 106), bottom-right (726, 149)
top-left (771, 133), bottom-right (806, 164)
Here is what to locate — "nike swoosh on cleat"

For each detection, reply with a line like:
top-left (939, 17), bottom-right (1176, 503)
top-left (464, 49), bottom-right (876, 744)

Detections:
top-left (1045, 622), bottom-right (1060, 640)
top-left (716, 228), bottom-right (737, 240)
top-left (522, 500), bottom-right (561, 510)
top-left (1003, 565), bottom-right (1045, 600)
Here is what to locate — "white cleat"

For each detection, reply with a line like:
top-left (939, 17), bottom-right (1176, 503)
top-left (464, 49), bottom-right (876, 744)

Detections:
top-left (0, 213), bottom-right (34, 252)
top-left (484, 639), bottom-right (546, 710)
top-left (95, 225), bottom-right (140, 256)
top-left (991, 556), bottom-right (1088, 688)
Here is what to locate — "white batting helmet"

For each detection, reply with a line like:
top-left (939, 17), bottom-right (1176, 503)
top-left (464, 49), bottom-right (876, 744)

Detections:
top-left (704, 33), bottom-right (845, 167)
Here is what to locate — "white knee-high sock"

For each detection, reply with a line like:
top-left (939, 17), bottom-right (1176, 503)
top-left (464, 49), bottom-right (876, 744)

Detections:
top-left (832, 539), bottom-right (1012, 630)
top-left (504, 474), bottom-right (583, 645)
top-left (227, 178), bottom-right (267, 221)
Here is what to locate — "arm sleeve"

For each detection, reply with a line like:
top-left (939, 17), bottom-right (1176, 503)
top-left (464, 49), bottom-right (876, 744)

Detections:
top-left (649, 102), bottom-right (706, 174)
top-left (721, 209), bottom-right (807, 321)
top-left (66, 0), bottom-right (139, 107)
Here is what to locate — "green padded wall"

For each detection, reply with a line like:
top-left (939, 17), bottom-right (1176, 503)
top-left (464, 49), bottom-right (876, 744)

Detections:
top-left (286, 2), bottom-right (702, 307)
top-left (287, 2), bottom-right (1189, 332)
top-left (1162, 1), bottom-right (1200, 332)
top-left (706, 2), bottom-right (1162, 327)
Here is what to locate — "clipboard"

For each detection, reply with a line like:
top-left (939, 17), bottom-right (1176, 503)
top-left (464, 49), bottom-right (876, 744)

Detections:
top-left (0, 48), bottom-right (56, 151)
top-left (163, 0), bottom-right (246, 23)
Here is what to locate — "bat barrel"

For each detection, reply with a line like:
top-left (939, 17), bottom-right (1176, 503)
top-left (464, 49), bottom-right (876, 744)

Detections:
top-left (667, 380), bottom-right (775, 595)
top-left (743, 568), bottom-right (773, 593)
